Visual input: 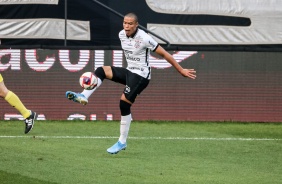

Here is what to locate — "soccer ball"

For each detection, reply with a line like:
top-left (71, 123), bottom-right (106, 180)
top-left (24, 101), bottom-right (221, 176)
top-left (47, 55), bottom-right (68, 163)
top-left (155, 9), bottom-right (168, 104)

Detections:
top-left (79, 72), bottom-right (98, 90)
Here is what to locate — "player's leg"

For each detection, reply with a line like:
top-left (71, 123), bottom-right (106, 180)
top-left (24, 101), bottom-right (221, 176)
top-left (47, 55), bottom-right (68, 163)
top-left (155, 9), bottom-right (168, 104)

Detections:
top-left (0, 74), bottom-right (9, 97)
top-left (106, 96), bottom-right (131, 154)
top-left (107, 72), bottom-right (149, 154)
top-left (118, 96), bottom-right (133, 144)
top-left (66, 66), bottom-right (113, 105)
top-left (0, 74), bottom-right (36, 134)
top-left (80, 66), bottom-right (109, 99)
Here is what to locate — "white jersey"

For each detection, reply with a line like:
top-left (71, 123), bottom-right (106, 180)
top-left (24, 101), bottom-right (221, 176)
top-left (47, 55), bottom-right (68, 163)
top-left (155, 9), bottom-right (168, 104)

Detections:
top-left (119, 28), bottom-right (159, 79)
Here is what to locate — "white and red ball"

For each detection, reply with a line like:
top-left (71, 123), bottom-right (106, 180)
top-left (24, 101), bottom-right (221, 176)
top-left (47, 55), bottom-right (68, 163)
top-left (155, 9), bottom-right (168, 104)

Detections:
top-left (79, 72), bottom-right (98, 90)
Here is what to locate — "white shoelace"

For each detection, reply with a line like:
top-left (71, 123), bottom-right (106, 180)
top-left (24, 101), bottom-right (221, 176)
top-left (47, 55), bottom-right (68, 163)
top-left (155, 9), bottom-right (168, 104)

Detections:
top-left (25, 118), bottom-right (33, 125)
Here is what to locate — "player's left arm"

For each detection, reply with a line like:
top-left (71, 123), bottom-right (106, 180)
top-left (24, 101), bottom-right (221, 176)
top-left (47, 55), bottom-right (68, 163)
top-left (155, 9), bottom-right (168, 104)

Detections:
top-left (154, 45), bottom-right (196, 79)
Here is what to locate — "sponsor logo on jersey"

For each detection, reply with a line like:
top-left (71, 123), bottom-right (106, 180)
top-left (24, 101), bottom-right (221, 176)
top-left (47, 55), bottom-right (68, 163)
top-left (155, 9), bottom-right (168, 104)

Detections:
top-left (149, 41), bottom-right (156, 48)
top-left (126, 56), bottom-right (140, 61)
top-left (124, 50), bottom-right (133, 54)
top-left (128, 67), bottom-right (144, 71)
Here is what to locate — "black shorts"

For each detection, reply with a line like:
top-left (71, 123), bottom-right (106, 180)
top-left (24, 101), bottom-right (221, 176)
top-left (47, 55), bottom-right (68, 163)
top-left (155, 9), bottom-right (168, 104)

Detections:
top-left (111, 66), bottom-right (149, 103)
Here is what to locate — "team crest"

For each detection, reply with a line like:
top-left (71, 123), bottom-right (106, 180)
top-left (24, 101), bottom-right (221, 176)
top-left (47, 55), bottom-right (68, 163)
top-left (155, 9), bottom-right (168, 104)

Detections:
top-left (134, 39), bottom-right (141, 48)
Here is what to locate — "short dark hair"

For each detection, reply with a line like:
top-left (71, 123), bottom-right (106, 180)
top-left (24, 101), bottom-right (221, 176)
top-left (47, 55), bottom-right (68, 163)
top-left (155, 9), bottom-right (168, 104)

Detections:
top-left (124, 12), bottom-right (138, 23)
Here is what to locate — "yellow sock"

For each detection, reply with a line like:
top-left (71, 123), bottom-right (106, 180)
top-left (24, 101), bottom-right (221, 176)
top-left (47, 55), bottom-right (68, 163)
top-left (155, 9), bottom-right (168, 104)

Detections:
top-left (5, 91), bottom-right (31, 119)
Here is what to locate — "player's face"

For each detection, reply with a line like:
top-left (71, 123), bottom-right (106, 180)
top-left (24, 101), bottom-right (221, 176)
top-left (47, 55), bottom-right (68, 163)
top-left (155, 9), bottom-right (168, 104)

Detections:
top-left (123, 16), bottom-right (138, 37)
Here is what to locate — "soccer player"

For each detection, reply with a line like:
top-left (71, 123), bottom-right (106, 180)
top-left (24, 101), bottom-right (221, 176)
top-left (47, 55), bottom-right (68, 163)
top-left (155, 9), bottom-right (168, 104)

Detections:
top-left (0, 74), bottom-right (36, 134)
top-left (66, 13), bottom-right (196, 154)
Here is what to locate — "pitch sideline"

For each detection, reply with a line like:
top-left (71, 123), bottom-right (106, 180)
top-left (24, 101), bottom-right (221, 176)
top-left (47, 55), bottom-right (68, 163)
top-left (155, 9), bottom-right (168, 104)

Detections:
top-left (0, 135), bottom-right (280, 141)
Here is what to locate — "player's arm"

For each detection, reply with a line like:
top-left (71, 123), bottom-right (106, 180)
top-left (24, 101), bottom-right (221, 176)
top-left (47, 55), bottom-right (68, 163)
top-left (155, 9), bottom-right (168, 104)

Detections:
top-left (154, 45), bottom-right (196, 79)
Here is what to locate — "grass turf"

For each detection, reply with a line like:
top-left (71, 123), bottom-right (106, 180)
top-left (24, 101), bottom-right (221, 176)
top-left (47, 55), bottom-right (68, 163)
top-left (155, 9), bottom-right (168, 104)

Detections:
top-left (0, 121), bottom-right (281, 184)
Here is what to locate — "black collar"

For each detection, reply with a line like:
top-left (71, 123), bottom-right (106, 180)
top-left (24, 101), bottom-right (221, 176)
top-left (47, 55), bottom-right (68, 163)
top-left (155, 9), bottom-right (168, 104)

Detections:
top-left (127, 28), bottom-right (138, 38)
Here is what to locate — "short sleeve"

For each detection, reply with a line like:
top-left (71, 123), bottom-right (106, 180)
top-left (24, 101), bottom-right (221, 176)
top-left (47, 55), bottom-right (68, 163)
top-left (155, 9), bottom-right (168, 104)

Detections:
top-left (144, 34), bottom-right (159, 52)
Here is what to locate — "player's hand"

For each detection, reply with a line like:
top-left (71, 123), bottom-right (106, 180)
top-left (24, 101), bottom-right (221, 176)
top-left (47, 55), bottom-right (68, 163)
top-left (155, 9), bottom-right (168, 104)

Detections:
top-left (181, 69), bottom-right (196, 79)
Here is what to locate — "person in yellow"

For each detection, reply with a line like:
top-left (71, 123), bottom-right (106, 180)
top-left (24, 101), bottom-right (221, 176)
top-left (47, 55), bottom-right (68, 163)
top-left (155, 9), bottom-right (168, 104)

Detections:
top-left (0, 74), bottom-right (36, 134)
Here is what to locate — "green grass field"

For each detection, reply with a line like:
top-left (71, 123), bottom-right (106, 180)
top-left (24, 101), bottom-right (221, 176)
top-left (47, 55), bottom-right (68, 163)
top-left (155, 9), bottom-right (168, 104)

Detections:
top-left (0, 121), bottom-right (281, 184)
